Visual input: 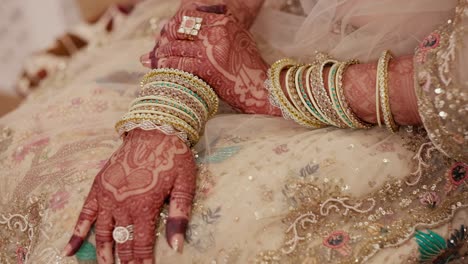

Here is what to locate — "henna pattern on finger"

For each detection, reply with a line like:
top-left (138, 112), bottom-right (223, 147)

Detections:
top-left (154, 17), bottom-right (280, 115)
top-left (67, 129), bottom-right (197, 262)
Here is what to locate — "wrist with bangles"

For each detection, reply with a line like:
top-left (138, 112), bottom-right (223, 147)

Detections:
top-left (266, 50), bottom-right (398, 132)
top-left (115, 68), bottom-right (219, 147)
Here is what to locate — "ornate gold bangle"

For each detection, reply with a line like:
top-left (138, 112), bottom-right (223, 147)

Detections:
top-left (129, 103), bottom-right (201, 132)
top-left (286, 65), bottom-right (317, 122)
top-left (292, 65), bottom-right (325, 124)
top-left (377, 50), bottom-right (399, 133)
top-left (144, 73), bottom-right (216, 117)
top-left (304, 65), bottom-right (332, 125)
top-left (141, 69), bottom-right (218, 117)
top-left (138, 86), bottom-right (208, 124)
top-left (116, 68), bottom-right (219, 147)
top-left (309, 53), bottom-right (347, 128)
top-left (327, 62), bottom-right (355, 128)
top-left (133, 94), bottom-right (205, 127)
top-left (116, 113), bottom-right (199, 145)
top-left (266, 58), bottom-right (325, 128)
top-left (334, 60), bottom-right (373, 129)
top-left (375, 79), bottom-right (382, 127)
top-left (142, 81), bottom-right (209, 113)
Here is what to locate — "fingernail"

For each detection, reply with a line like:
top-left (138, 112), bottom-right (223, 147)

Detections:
top-left (62, 245), bottom-right (71, 257)
top-left (140, 54), bottom-right (152, 68)
top-left (171, 237), bottom-right (184, 253)
top-left (172, 238), bottom-right (180, 252)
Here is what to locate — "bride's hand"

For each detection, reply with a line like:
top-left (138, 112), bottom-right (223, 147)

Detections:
top-left (63, 129), bottom-right (196, 263)
top-left (141, 3), bottom-right (278, 115)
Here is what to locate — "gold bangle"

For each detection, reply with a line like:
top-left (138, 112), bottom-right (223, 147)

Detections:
top-left (286, 65), bottom-right (317, 122)
top-left (377, 50), bottom-right (399, 133)
top-left (116, 119), bottom-right (190, 146)
top-left (375, 80), bottom-right (382, 127)
top-left (327, 62), bottom-right (355, 128)
top-left (303, 65), bottom-right (332, 125)
top-left (116, 113), bottom-right (199, 145)
top-left (309, 53), bottom-right (347, 128)
top-left (292, 65), bottom-right (325, 124)
top-left (141, 69), bottom-right (218, 117)
top-left (145, 73), bottom-right (217, 117)
top-left (142, 81), bottom-right (209, 113)
top-left (142, 71), bottom-right (216, 113)
top-left (139, 86), bottom-right (208, 124)
top-left (334, 60), bottom-right (373, 129)
top-left (129, 103), bottom-right (201, 132)
top-left (267, 59), bottom-right (325, 128)
top-left (131, 95), bottom-right (203, 130)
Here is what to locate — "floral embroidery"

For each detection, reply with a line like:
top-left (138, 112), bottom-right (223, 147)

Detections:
top-left (0, 196), bottom-right (46, 263)
top-left (273, 144), bottom-right (289, 154)
top-left (48, 190), bottom-right (70, 212)
top-left (299, 162), bottom-right (319, 178)
top-left (445, 162), bottom-right (468, 192)
top-left (13, 137), bottom-right (50, 163)
top-left (419, 191), bottom-right (440, 208)
top-left (323, 231), bottom-right (352, 256)
top-left (416, 32), bottom-right (441, 64)
top-left (420, 32), bottom-right (441, 50)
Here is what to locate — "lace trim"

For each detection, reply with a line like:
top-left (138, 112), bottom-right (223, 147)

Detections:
top-left (118, 120), bottom-right (189, 145)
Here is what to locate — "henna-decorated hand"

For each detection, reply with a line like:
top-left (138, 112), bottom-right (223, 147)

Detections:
top-left (140, 2), bottom-right (280, 116)
top-left (63, 129), bottom-right (196, 263)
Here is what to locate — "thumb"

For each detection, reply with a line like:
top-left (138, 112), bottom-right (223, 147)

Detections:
top-left (166, 161), bottom-right (196, 253)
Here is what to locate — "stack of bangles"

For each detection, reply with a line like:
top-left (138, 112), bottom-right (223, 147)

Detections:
top-left (266, 50), bottom-right (400, 133)
top-left (115, 68), bottom-right (219, 147)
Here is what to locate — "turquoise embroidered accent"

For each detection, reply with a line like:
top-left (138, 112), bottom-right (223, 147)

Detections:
top-left (76, 241), bottom-right (97, 261)
top-left (200, 146), bottom-right (241, 164)
top-left (415, 230), bottom-right (447, 262)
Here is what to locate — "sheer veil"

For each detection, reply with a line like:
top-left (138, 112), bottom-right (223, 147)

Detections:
top-left (253, 0), bottom-right (457, 62)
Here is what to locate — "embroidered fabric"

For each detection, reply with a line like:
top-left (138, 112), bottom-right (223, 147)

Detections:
top-left (1, 1), bottom-right (467, 264)
top-left (413, 0), bottom-right (468, 162)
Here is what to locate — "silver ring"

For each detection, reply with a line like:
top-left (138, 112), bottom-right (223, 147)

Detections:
top-left (177, 16), bottom-right (203, 38)
top-left (112, 225), bottom-right (134, 244)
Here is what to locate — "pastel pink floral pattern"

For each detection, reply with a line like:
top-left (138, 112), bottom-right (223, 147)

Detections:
top-left (49, 190), bottom-right (71, 212)
top-left (415, 32), bottom-right (441, 64)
